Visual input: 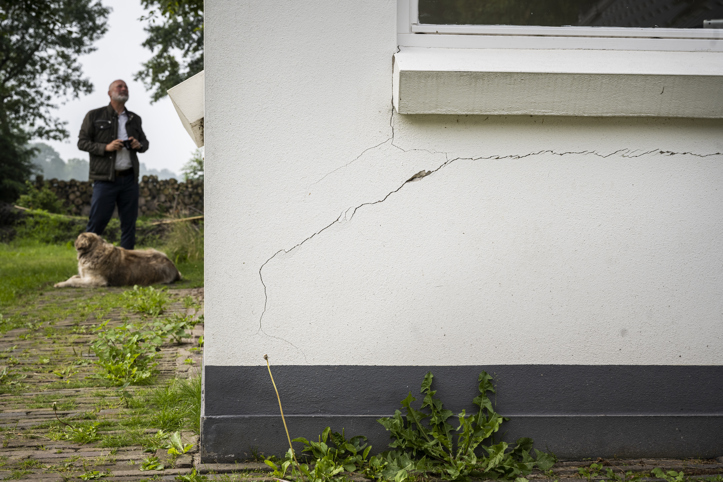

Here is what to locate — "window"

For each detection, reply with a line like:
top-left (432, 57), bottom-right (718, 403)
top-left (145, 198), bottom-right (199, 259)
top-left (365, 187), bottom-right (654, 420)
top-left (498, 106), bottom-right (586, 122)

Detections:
top-left (398, 0), bottom-right (723, 50)
top-left (417, 0), bottom-right (723, 29)
top-left (394, 0), bottom-right (723, 116)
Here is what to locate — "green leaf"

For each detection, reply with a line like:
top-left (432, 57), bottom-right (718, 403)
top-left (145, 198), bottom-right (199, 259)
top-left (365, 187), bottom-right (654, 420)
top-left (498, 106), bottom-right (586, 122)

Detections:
top-left (652, 468), bottom-right (666, 479)
top-left (483, 442), bottom-right (509, 471)
top-left (534, 449), bottom-right (556, 471)
top-left (421, 372), bottom-right (434, 393)
top-left (363, 445), bottom-right (372, 459)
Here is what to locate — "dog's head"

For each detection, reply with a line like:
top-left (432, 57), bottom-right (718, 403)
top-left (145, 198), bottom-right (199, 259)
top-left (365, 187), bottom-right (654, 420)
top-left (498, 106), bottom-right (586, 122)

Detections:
top-left (75, 232), bottom-right (103, 254)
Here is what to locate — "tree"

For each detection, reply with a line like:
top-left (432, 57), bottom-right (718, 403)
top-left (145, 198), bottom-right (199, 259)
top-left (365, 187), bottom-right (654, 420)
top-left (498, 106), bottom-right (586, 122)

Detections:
top-left (181, 148), bottom-right (203, 182)
top-left (0, 0), bottom-right (109, 202)
top-left (66, 158), bottom-right (89, 182)
top-left (29, 142), bottom-right (89, 181)
top-left (135, 0), bottom-right (203, 103)
top-left (30, 142), bottom-right (65, 180)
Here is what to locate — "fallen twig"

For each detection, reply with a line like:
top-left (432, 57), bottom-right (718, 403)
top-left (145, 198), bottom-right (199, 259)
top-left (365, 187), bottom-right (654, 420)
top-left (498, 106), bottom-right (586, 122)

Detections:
top-left (150, 215), bottom-right (204, 225)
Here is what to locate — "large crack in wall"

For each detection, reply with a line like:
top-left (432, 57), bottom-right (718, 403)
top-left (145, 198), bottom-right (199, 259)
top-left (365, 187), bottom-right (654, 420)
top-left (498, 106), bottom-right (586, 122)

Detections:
top-left (256, 108), bottom-right (723, 355)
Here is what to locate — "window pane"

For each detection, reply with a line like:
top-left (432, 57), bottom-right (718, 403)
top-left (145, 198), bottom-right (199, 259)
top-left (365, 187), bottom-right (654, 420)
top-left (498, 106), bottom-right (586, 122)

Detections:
top-left (418, 0), bottom-right (723, 28)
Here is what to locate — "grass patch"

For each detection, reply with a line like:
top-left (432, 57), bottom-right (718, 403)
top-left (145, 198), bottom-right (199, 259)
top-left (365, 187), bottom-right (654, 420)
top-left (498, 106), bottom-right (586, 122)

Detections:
top-left (172, 259), bottom-right (204, 289)
top-left (0, 213), bottom-right (204, 464)
top-left (147, 376), bottom-right (202, 434)
top-left (93, 376), bottom-right (202, 449)
top-left (163, 219), bottom-right (203, 263)
top-left (1, 206), bottom-right (203, 304)
top-left (0, 240), bottom-right (77, 307)
top-left (163, 219), bottom-right (204, 289)
top-left (5, 469), bottom-right (33, 479)
top-left (28, 395), bottom-right (78, 410)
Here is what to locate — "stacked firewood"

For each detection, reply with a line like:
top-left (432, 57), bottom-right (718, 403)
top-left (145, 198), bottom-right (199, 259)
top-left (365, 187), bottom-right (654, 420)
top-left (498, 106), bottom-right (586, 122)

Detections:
top-left (39, 175), bottom-right (204, 217)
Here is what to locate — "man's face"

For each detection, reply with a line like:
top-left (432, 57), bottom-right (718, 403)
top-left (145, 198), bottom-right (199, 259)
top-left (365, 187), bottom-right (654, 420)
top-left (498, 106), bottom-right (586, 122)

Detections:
top-left (109, 81), bottom-right (129, 103)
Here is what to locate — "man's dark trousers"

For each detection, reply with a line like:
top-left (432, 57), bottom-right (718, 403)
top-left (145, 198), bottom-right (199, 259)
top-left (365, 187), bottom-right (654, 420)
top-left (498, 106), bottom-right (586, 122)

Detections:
top-left (87, 174), bottom-right (139, 250)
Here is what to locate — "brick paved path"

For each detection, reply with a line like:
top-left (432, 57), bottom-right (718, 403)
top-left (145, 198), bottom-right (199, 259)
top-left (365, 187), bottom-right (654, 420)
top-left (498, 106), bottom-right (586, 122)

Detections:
top-left (0, 287), bottom-right (206, 481)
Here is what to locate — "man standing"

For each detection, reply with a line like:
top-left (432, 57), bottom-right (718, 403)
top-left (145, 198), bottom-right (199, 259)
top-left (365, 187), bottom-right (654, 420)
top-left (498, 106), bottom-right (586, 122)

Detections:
top-left (78, 79), bottom-right (149, 250)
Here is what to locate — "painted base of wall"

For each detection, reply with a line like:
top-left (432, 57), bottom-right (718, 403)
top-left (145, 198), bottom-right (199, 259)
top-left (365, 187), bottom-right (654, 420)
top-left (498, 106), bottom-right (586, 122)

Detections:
top-left (201, 365), bottom-right (723, 462)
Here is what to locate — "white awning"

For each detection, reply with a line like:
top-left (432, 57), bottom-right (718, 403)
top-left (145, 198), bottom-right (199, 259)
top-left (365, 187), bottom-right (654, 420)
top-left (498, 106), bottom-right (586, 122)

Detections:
top-left (168, 70), bottom-right (205, 147)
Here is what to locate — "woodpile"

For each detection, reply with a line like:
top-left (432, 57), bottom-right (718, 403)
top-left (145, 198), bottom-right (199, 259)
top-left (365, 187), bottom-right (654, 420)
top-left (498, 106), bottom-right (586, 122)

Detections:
top-left (38, 175), bottom-right (204, 217)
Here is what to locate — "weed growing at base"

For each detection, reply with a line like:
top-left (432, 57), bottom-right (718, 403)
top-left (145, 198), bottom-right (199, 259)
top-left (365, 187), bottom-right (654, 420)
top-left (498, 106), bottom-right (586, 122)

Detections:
top-left (378, 371), bottom-right (555, 480)
top-left (266, 371), bottom-right (555, 482)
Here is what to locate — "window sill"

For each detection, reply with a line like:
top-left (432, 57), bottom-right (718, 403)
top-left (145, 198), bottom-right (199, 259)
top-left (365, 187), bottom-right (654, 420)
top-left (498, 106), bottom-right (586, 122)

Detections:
top-left (392, 47), bottom-right (723, 118)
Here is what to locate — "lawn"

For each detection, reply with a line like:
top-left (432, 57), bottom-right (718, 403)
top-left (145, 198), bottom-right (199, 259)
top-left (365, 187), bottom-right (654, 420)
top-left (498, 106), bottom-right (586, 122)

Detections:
top-left (0, 240), bottom-right (77, 307)
top-left (0, 209), bottom-right (203, 309)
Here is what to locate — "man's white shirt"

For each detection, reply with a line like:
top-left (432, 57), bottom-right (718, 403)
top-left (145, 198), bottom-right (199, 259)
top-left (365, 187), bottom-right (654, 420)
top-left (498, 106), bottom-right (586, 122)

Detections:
top-left (115, 110), bottom-right (133, 171)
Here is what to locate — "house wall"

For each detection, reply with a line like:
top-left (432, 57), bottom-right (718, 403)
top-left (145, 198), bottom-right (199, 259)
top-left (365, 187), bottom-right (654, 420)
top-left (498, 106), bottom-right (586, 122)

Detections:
top-left (203, 0), bottom-right (723, 461)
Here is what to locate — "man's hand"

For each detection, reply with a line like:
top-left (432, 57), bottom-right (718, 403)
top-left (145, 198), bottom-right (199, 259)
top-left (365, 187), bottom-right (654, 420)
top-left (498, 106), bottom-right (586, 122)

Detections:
top-left (105, 139), bottom-right (123, 152)
top-left (128, 137), bottom-right (142, 150)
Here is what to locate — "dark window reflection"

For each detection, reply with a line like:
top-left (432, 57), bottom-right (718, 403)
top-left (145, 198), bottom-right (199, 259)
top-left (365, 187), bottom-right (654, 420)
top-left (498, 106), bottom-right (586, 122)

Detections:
top-left (418, 0), bottom-right (723, 28)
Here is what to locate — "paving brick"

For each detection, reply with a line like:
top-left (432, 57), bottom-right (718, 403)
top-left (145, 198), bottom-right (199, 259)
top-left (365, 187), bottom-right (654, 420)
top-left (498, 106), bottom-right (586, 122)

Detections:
top-left (0, 287), bottom-right (205, 481)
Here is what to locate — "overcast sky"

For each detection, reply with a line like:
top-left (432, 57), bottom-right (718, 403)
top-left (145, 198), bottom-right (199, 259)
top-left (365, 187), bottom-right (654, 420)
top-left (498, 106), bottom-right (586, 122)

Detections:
top-left (40, 0), bottom-right (199, 177)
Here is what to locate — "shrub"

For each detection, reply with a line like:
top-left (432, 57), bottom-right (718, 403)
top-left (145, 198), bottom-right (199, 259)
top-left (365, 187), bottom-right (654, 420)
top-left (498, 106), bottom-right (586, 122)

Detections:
top-left (16, 181), bottom-right (66, 214)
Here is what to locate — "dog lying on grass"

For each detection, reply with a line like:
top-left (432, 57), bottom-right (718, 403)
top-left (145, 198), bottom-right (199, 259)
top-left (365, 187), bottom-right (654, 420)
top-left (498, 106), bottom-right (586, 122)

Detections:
top-left (54, 232), bottom-right (181, 288)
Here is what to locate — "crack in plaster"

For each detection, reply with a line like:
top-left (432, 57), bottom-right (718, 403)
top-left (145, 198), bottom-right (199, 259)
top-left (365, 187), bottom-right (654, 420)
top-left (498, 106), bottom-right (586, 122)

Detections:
top-left (310, 105), bottom-right (399, 187)
top-left (258, 140), bottom-right (722, 359)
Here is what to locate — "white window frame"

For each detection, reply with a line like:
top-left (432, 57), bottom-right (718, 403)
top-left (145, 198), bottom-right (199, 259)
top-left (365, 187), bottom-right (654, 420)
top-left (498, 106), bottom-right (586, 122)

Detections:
top-left (397, 0), bottom-right (723, 51)
top-left (393, 0), bottom-right (723, 117)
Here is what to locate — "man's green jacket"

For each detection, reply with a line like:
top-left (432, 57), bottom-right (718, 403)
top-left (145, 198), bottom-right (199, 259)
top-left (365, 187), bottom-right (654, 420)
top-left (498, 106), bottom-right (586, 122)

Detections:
top-left (77, 104), bottom-right (149, 181)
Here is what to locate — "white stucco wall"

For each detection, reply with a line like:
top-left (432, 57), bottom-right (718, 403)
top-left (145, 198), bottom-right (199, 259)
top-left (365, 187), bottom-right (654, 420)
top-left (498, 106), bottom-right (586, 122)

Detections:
top-left (205, 1), bottom-right (723, 369)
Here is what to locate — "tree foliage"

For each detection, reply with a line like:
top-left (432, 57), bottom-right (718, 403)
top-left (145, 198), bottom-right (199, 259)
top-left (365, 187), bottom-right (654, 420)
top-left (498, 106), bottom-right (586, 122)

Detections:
top-left (135, 0), bottom-right (203, 103)
top-left (0, 0), bottom-right (109, 202)
top-left (30, 142), bottom-right (89, 181)
top-left (181, 148), bottom-right (203, 182)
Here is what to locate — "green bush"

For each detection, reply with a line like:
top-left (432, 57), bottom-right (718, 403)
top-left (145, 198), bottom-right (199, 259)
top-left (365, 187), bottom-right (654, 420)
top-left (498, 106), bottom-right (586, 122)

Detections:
top-left (16, 181), bottom-right (66, 214)
top-left (13, 210), bottom-right (86, 244)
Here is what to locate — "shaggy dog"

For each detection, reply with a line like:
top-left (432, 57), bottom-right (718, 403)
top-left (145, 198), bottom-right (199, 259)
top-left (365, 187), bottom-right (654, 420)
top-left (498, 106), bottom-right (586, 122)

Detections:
top-left (55, 232), bottom-right (181, 288)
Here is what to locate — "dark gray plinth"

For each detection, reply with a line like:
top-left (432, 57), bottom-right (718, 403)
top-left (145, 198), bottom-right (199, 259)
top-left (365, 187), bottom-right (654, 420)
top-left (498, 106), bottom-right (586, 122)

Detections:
top-left (201, 365), bottom-right (723, 462)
